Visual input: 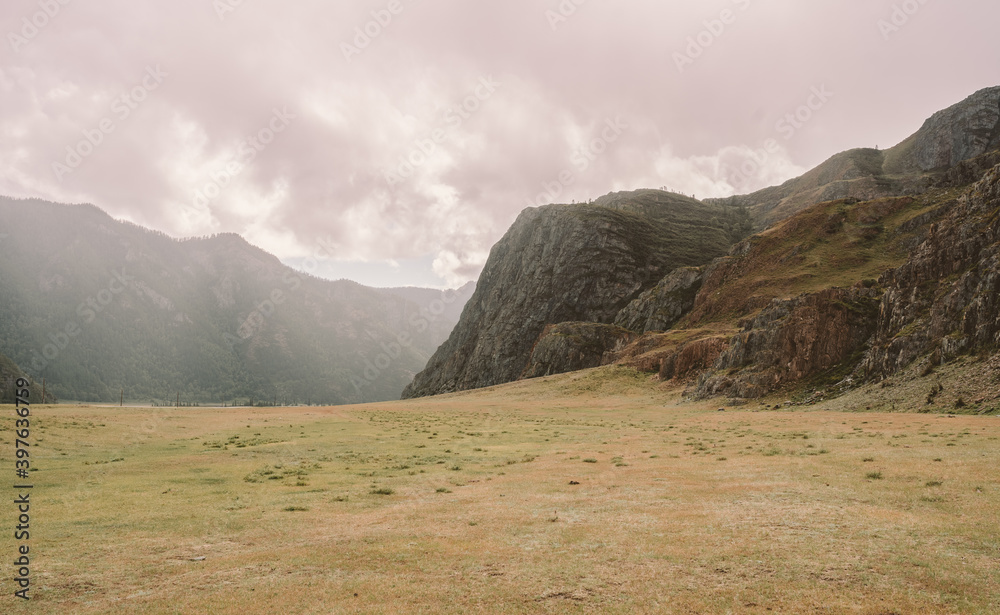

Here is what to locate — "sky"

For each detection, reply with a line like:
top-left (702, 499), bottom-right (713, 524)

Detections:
top-left (1, 0), bottom-right (998, 288)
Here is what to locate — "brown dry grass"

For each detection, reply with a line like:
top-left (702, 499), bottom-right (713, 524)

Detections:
top-left (1, 366), bottom-right (998, 614)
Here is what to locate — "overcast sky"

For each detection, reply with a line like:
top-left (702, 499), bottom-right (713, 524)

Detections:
top-left (2, 0), bottom-right (997, 287)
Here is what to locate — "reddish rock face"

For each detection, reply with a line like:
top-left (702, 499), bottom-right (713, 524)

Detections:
top-left (695, 287), bottom-right (881, 399)
top-left (659, 337), bottom-right (729, 383)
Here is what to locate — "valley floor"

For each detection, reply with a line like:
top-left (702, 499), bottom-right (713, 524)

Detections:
top-left (1, 367), bottom-right (998, 614)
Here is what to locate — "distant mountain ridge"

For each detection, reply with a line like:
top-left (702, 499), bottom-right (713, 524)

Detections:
top-left (0, 200), bottom-right (470, 404)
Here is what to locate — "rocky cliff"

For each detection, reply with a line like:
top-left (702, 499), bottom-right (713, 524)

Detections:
top-left (695, 287), bottom-right (881, 399)
top-left (861, 163), bottom-right (1000, 377)
top-left (522, 322), bottom-right (635, 379)
top-left (401, 192), bottom-right (749, 398)
top-left (613, 266), bottom-right (707, 334)
top-left (692, 161), bottom-right (1000, 401)
top-left (884, 86), bottom-right (1000, 175)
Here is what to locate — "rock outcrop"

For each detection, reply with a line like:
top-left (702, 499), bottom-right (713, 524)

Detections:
top-left (884, 86), bottom-right (1000, 174)
top-left (695, 287), bottom-right (882, 399)
top-left (614, 266), bottom-right (706, 333)
top-left (522, 322), bottom-right (635, 379)
top-left (861, 163), bottom-right (1000, 377)
top-left (659, 336), bottom-right (730, 383)
top-left (401, 192), bottom-right (749, 398)
top-left (691, 162), bottom-right (1000, 400)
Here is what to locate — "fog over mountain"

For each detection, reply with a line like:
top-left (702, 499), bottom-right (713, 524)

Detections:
top-left (0, 197), bottom-right (472, 404)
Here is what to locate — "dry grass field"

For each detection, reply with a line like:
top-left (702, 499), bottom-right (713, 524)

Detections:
top-left (1, 366), bottom-right (998, 614)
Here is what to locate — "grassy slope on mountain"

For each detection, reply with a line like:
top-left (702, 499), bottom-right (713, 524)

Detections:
top-left (711, 148), bottom-right (913, 229)
top-left (713, 87), bottom-right (1000, 230)
top-left (684, 186), bottom-right (963, 327)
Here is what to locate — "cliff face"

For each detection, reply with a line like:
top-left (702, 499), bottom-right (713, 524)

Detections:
top-left (884, 86), bottom-right (1000, 174)
top-left (861, 163), bottom-right (1000, 377)
top-left (689, 162), bottom-right (1000, 402)
top-left (613, 266), bottom-right (707, 334)
top-left (695, 287), bottom-right (882, 399)
top-left (522, 322), bottom-right (635, 379)
top-left (401, 192), bottom-right (749, 398)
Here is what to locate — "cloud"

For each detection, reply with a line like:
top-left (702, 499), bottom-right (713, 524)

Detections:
top-left (1, 0), bottom-right (998, 285)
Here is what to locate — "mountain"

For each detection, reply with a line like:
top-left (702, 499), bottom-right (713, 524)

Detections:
top-left (401, 191), bottom-right (751, 397)
top-left (710, 86), bottom-right (1000, 229)
top-left (0, 200), bottom-right (469, 404)
top-left (404, 86), bottom-right (1000, 408)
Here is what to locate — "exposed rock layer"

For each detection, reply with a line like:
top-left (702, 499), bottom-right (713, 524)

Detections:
top-left (522, 323), bottom-right (635, 379)
top-left (695, 288), bottom-right (881, 399)
top-left (614, 267), bottom-right (706, 334)
top-left (861, 163), bottom-right (1000, 377)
